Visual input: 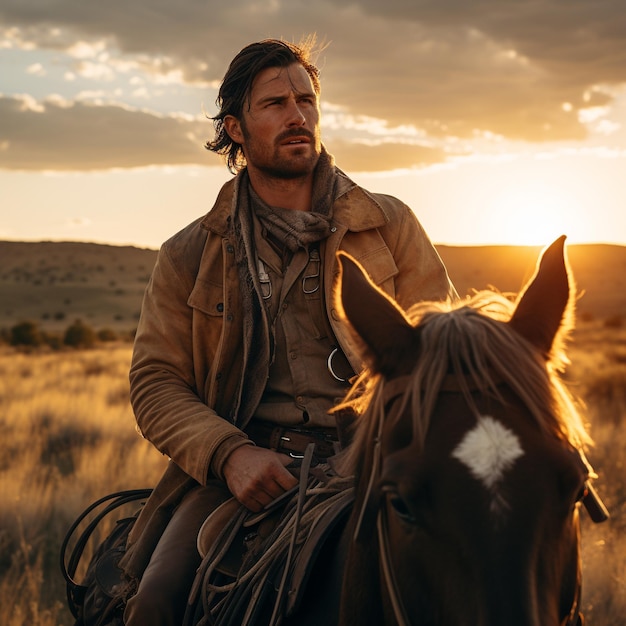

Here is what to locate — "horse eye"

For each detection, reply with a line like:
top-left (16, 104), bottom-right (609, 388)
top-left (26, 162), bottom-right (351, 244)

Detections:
top-left (388, 494), bottom-right (415, 523)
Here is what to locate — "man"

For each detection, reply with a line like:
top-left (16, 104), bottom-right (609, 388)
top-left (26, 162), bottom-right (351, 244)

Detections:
top-left (121, 38), bottom-right (456, 625)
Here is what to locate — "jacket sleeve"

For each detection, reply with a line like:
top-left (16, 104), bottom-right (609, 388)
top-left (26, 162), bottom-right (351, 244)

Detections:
top-left (129, 242), bottom-right (251, 486)
top-left (382, 198), bottom-right (458, 308)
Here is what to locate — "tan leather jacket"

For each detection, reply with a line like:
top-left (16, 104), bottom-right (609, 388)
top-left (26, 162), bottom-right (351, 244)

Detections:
top-left (123, 169), bottom-right (455, 575)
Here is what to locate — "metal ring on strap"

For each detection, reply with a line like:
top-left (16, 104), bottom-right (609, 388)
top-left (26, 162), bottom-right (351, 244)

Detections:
top-left (327, 347), bottom-right (347, 382)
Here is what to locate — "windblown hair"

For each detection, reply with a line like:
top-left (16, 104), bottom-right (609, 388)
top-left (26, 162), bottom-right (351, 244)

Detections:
top-left (337, 290), bottom-right (592, 477)
top-left (205, 36), bottom-right (322, 173)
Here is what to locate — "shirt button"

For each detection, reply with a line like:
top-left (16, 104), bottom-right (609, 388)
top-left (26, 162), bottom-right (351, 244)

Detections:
top-left (216, 303), bottom-right (224, 313)
top-left (330, 226), bottom-right (337, 233)
top-left (290, 351), bottom-right (297, 360)
top-left (226, 244), bottom-right (234, 253)
top-left (296, 396), bottom-right (304, 404)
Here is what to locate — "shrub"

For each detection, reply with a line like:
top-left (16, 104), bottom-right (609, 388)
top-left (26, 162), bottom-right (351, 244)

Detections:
top-left (63, 319), bottom-right (97, 349)
top-left (97, 328), bottom-right (118, 342)
top-left (10, 321), bottom-right (42, 347)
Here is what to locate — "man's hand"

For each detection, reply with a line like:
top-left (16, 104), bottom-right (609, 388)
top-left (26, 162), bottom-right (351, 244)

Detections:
top-left (222, 445), bottom-right (299, 512)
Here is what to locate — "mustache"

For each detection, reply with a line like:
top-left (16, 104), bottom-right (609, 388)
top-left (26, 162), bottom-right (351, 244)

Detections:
top-left (276, 128), bottom-right (315, 143)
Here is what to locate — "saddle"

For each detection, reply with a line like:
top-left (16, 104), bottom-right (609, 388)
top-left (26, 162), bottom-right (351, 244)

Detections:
top-left (185, 447), bottom-right (354, 626)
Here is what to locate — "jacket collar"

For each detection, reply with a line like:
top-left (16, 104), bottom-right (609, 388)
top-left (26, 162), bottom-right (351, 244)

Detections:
top-left (201, 167), bottom-right (391, 237)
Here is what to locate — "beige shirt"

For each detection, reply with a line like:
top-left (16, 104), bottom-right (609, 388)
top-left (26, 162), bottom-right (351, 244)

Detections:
top-left (252, 217), bottom-right (351, 428)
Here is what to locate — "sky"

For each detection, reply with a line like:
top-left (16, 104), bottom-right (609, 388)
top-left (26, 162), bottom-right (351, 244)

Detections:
top-left (1, 0), bottom-right (625, 249)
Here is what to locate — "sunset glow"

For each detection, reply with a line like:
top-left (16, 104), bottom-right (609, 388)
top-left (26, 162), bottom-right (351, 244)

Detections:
top-left (0, 3), bottom-right (625, 248)
top-left (480, 174), bottom-right (593, 246)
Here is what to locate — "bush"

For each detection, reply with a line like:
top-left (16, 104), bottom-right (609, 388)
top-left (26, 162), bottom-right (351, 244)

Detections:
top-left (63, 319), bottom-right (97, 349)
top-left (10, 320), bottom-right (42, 347)
top-left (97, 328), bottom-right (118, 342)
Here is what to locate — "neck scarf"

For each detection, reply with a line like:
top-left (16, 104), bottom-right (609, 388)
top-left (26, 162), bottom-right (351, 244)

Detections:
top-left (252, 150), bottom-right (336, 253)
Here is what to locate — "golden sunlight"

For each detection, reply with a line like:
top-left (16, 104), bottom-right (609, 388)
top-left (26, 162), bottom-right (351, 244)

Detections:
top-left (485, 178), bottom-right (588, 246)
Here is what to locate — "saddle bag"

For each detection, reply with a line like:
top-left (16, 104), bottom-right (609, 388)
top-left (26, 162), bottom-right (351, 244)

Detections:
top-left (60, 489), bottom-right (152, 626)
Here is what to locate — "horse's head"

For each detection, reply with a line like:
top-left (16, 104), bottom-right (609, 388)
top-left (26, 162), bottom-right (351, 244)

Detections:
top-left (335, 237), bottom-right (607, 626)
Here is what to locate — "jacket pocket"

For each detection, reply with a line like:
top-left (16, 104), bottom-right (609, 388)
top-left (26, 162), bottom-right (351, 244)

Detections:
top-left (354, 246), bottom-right (398, 287)
top-left (188, 279), bottom-right (225, 317)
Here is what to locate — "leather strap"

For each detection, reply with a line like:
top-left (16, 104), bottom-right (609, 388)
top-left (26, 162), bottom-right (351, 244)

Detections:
top-left (245, 422), bottom-right (339, 459)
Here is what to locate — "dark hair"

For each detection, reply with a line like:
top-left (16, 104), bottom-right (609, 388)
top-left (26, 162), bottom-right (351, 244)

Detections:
top-left (205, 37), bottom-right (321, 173)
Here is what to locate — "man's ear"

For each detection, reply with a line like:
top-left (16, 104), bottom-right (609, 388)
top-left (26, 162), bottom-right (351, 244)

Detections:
top-left (223, 115), bottom-right (244, 143)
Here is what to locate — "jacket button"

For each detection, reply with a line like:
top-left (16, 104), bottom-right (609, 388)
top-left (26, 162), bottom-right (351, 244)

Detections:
top-left (330, 226), bottom-right (337, 233)
top-left (226, 244), bottom-right (234, 253)
top-left (216, 303), bottom-right (224, 313)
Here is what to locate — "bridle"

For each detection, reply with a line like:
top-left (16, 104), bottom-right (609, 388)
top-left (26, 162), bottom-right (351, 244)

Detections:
top-left (350, 374), bottom-right (415, 626)
top-left (353, 373), bottom-right (603, 626)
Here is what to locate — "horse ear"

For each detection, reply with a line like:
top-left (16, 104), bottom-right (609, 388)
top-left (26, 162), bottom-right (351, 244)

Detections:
top-left (336, 251), bottom-right (416, 376)
top-left (508, 235), bottom-right (574, 356)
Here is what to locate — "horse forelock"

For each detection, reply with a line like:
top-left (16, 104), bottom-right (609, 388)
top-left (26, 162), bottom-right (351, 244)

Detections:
top-left (337, 290), bottom-right (591, 478)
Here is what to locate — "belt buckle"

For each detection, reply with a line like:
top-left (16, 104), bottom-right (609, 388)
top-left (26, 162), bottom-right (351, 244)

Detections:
top-left (279, 433), bottom-right (306, 459)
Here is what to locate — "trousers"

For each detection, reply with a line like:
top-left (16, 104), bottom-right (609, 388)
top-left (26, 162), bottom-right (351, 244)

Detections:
top-left (124, 484), bottom-right (230, 626)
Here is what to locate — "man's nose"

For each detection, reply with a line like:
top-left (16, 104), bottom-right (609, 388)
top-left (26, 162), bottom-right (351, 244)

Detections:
top-left (285, 99), bottom-right (306, 126)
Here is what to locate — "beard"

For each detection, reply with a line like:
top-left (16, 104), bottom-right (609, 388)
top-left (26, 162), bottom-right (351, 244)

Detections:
top-left (241, 124), bottom-right (321, 180)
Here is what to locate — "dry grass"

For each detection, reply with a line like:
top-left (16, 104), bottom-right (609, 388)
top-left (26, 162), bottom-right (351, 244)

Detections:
top-left (0, 346), bottom-right (167, 625)
top-left (566, 323), bottom-right (626, 624)
top-left (0, 323), bottom-right (624, 625)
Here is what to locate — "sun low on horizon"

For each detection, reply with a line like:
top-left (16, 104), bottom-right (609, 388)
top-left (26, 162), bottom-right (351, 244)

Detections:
top-left (472, 171), bottom-right (595, 247)
top-left (352, 147), bottom-right (625, 249)
top-left (465, 155), bottom-right (625, 247)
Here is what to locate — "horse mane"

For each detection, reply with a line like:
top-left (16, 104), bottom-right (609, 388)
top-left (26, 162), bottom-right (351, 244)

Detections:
top-left (336, 289), bottom-right (592, 477)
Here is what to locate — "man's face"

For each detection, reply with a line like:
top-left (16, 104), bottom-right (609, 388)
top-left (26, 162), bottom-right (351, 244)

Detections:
top-left (227, 63), bottom-right (321, 180)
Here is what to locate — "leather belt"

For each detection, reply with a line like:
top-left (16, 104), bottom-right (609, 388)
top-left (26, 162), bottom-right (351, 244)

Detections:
top-left (245, 422), bottom-right (339, 459)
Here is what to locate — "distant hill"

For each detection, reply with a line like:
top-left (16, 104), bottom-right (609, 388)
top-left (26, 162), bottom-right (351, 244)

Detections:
top-left (437, 243), bottom-right (626, 321)
top-left (0, 241), bottom-right (158, 333)
top-left (0, 240), bottom-right (624, 333)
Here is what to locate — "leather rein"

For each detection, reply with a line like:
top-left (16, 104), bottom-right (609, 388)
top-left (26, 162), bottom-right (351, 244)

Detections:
top-left (353, 374), bottom-right (594, 626)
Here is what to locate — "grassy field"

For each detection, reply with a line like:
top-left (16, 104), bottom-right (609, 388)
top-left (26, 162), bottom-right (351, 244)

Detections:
top-left (0, 321), bottom-right (624, 624)
top-left (564, 321), bottom-right (626, 624)
top-left (0, 346), bottom-right (167, 626)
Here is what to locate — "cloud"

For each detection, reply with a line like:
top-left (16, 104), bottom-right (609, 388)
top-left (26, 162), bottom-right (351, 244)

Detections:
top-left (1, 0), bottom-right (625, 145)
top-left (0, 95), bottom-right (219, 170)
top-left (0, 94), bottom-right (442, 172)
top-left (326, 138), bottom-right (447, 172)
top-left (2, 1), bottom-right (626, 172)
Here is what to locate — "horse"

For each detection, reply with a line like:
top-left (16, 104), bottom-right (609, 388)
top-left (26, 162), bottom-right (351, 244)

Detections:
top-left (327, 236), bottom-right (607, 626)
top-left (187, 236), bottom-right (607, 626)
